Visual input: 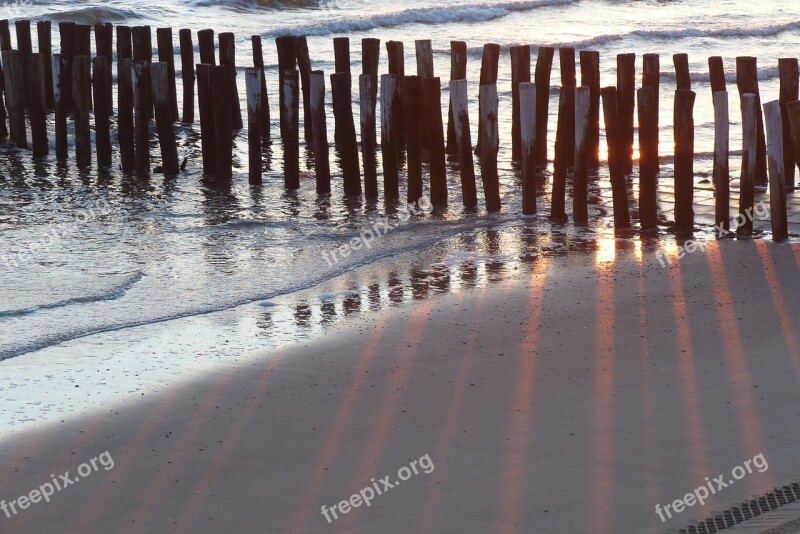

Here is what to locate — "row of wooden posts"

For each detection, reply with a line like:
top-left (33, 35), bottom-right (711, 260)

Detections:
top-left (0, 20), bottom-right (797, 241)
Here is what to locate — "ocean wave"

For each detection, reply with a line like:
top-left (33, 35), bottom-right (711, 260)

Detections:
top-left (266, 0), bottom-right (577, 38)
top-left (34, 6), bottom-right (143, 25)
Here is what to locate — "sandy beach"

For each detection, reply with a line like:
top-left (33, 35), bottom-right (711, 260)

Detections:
top-left (0, 241), bottom-right (798, 533)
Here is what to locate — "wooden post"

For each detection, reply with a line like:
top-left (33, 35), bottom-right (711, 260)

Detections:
top-left (132, 26), bottom-right (152, 119)
top-left (251, 36), bottom-right (270, 135)
top-left (385, 41), bottom-right (405, 148)
top-left (579, 51), bottom-right (600, 169)
top-left (117, 25), bottom-right (132, 61)
top-left (778, 58), bottom-right (798, 187)
top-left (764, 100), bottom-right (789, 241)
top-left (330, 71), bottom-right (361, 195)
top-left (295, 36), bottom-right (313, 143)
top-left (219, 32), bottom-right (243, 130)
top-left (642, 53), bottom-right (660, 162)
top-left (245, 67), bottom-right (262, 184)
top-left (37, 21), bottom-right (54, 109)
top-left (2, 50), bottom-right (26, 148)
top-left (573, 86), bottom-right (591, 224)
top-left (28, 53), bottom-right (47, 158)
top-left (450, 79), bottom-right (477, 208)
top-left (424, 76), bottom-right (447, 206)
top-left (333, 37), bottom-right (350, 74)
top-left (117, 58), bottom-right (136, 172)
top-left (73, 55), bottom-right (92, 168)
top-left (53, 54), bottom-right (67, 160)
top-left (94, 22), bottom-right (113, 114)
top-left (281, 69), bottom-right (300, 189)
top-left (617, 53), bottom-right (636, 174)
top-left (309, 70), bottom-right (331, 194)
top-left (520, 82), bottom-right (537, 215)
top-left (534, 47), bottom-right (554, 165)
top-left (212, 65), bottom-right (233, 181)
top-left (736, 57), bottom-right (767, 186)
top-left (275, 36), bottom-right (297, 139)
top-left (0, 19), bottom-right (10, 51)
top-left (359, 74), bottom-right (378, 199)
top-left (132, 60), bottom-right (151, 174)
top-left (0, 57), bottom-right (7, 140)
top-left (92, 56), bottom-right (112, 167)
top-left (179, 29), bottom-right (195, 123)
top-left (405, 75), bottom-right (423, 203)
top-left (674, 89), bottom-right (696, 231)
top-left (157, 28), bottom-right (179, 122)
top-left (479, 83), bottom-right (500, 212)
top-left (637, 87), bottom-right (659, 229)
top-left (58, 22), bottom-right (75, 112)
top-left (510, 45), bottom-right (531, 160)
top-left (712, 91), bottom-right (730, 235)
top-left (601, 86), bottom-right (630, 228)
top-left (673, 53), bottom-right (691, 90)
top-left (362, 38), bottom-right (380, 109)
top-left (198, 29), bottom-right (215, 64)
top-left (74, 24), bottom-right (92, 57)
top-left (560, 47), bottom-right (576, 87)
top-left (415, 39), bottom-right (434, 78)
top-left (787, 101), bottom-right (800, 190)
top-left (151, 62), bottom-right (180, 174)
top-left (738, 93), bottom-right (757, 236)
top-left (16, 19), bottom-right (33, 108)
top-left (708, 56), bottom-right (726, 93)
top-left (381, 73), bottom-right (399, 200)
top-left (196, 63), bottom-right (216, 174)
top-left (551, 86), bottom-right (574, 221)
top-left (475, 43), bottom-right (500, 155)
top-left (446, 40), bottom-right (467, 155)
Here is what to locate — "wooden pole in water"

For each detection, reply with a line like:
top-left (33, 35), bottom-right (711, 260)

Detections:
top-left (118, 58), bottom-right (136, 172)
top-left (642, 53), bottom-right (660, 153)
top-left (330, 71), bottom-right (361, 195)
top-left (778, 58), bottom-right (798, 187)
top-left (479, 83), bottom-right (500, 212)
top-left (674, 88), bottom-right (696, 232)
top-left (53, 54), bottom-right (68, 160)
top-left (0, 19), bottom-right (10, 51)
top-left (475, 43), bottom-right (500, 156)
top-left (28, 53), bottom-right (48, 158)
top-left (712, 91), bottom-right (730, 235)
top-left (16, 19), bottom-right (33, 108)
top-left (281, 69), bottom-right (300, 189)
top-left (573, 86), bottom-right (591, 224)
top-left (579, 51), bottom-right (600, 169)
top-left (736, 57), bottom-right (767, 186)
top-left (787, 101), bottom-right (800, 189)
top-left (415, 39), bottom-right (434, 153)
top-left (637, 86), bottom-right (659, 229)
top-left (58, 22), bottom-right (75, 112)
top-left (763, 100), bottom-right (789, 241)
top-left (196, 63), bottom-right (216, 175)
top-left (73, 55), bottom-right (92, 168)
top-left (295, 36), bottom-right (313, 143)
top-left (0, 58), bottom-right (8, 140)
top-left (92, 56), bottom-right (112, 168)
top-left (211, 65), bottom-right (233, 181)
top-left (446, 40), bottom-right (467, 155)
top-left (94, 23), bottom-right (113, 113)
top-left (309, 70), bottom-right (330, 194)
top-left (275, 36), bottom-right (297, 140)
top-left (179, 29), bottom-right (195, 123)
top-left (424, 76), bottom-right (447, 206)
top-left (560, 47), bottom-right (576, 87)
top-left (251, 36), bottom-right (270, 135)
top-left (708, 56), bottom-right (726, 93)
top-left (510, 45), bottom-right (531, 160)
top-left (132, 26), bottom-right (152, 118)
top-left (359, 73), bottom-right (378, 199)
top-left (738, 93), bottom-right (757, 236)
top-left (333, 37), bottom-right (350, 74)
top-left (117, 26), bottom-right (132, 61)
top-left (157, 28), bottom-right (180, 122)
top-left (450, 79), bottom-right (477, 208)
top-left (404, 75), bottom-right (423, 203)
top-left (132, 60), bottom-right (151, 175)
top-left (520, 82), bottom-right (537, 215)
top-left (37, 21), bottom-right (54, 110)
top-left (552, 86), bottom-right (574, 221)
top-left (381, 73), bottom-right (399, 200)
top-left (362, 38), bottom-right (380, 109)
top-left (245, 67), bottom-right (262, 184)
top-left (385, 41), bottom-right (405, 148)
top-left (150, 62), bottom-right (180, 174)
top-left (74, 24), bottom-right (92, 57)
top-left (198, 29), bottom-right (215, 64)
top-left (219, 32), bottom-right (243, 130)
top-left (534, 47), bottom-right (554, 166)
top-left (673, 53), bottom-right (691, 91)
top-left (2, 50), bottom-right (26, 149)
top-left (617, 53), bottom-right (636, 174)
top-left (601, 86), bottom-right (630, 228)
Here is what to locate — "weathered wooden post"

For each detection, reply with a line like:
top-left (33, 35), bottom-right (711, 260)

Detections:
top-left (712, 91), bottom-right (730, 235)
top-left (475, 43), bottom-right (500, 155)
top-left (151, 62), bottom-right (180, 174)
top-left (211, 65), bottom-right (233, 180)
top-left (2, 50), bottom-right (26, 148)
top-left (362, 38), bottom-right (380, 109)
top-left (736, 57), bottom-right (767, 186)
top-left (579, 51), bottom-right (600, 169)
top-left (281, 69), bottom-right (300, 188)
top-left (132, 60), bottom-right (151, 174)
top-left (296, 36), bottom-right (313, 143)
top-left (404, 75), bottom-right (423, 203)
top-left (787, 101), bottom-right (800, 188)
top-left (58, 22), bottom-right (75, 112)
top-left (156, 28), bottom-right (179, 122)
top-left (764, 101), bottom-right (789, 241)
top-left (519, 82), bottom-right (537, 215)
top-left (479, 83), bottom-right (500, 212)
top-left (92, 56), bottom-right (112, 167)
top-left (309, 70), bottom-right (330, 194)
top-left (510, 45), bottom-right (531, 160)
top-left (118, 58), bottom-right (136, 172)
top-left (617, 53), bottom-right (635, 173)
top-left (674, 89), bottom-right (696, 231)
top-left (637, 86), bottom-right (659, 229)
top-left (642, 53), bottom-right (660, 165)
top-left (179, 29), bottom-right (195, 123)
top-left (551, 86), bottom-right (574, 221)
top-left (16, 20), bottom-right (32, 107)
top-left (0, 19), bottom-right (10, 50)
top-left (37, 21), bottom-right (54, 109)
top-left (778, 58), bottom-right (798, 187)
top-left (245, 67), bottom-right (262, 184)
top-left (415, 39), bottom-right (434, 153)
top-left (331, 71), bottom-right (361, 195)
top-left (560, 47), bottom-right (576, 87)
top-left (275, 36), bottom-right (297, 139)
top-left (385, 40), bottom-right (405, 148)
top-left (333, 37), bottom-right (350, 74)
top-left (738, 93), bottom-right (757, 236)
top-left (359, 74), bottom-right (378, 199)
top-left (708, 56), bottom-right (726, 93)
top-left (450, 79), bottom-right (477, 208)
top-left (601, 86), bottom-right (630, 228)
top-left (132, 26), bottom-right (152, 118)
top-left (53, 54), bottom-right (67, 160)
top-left (74, 24), bottom-right (92, 57)
top-left (381, 73), bottom-right (399, 200)
top-left (198, 29), bottom-right (215, 64)
top-left (446, 40), bottom-right (467, 155)
top-left (673, 53), bottom-right (691, 91)
top-left (219, 32), bottom-right (243, 130)
top-left (117, 25), bottom-right (132, 61)
top-left (424, 76), bottom-right (447, 206)
top-left (28, 53), bottom-right (48, 158)
top-left (573, 86), bottom-right (591, 224)
top-left (95, 23), bottom-right (114, 113)
top-left (196, 63), bottom-right (216, 174)
top-left (534, 47), bottom-right (554, 165)
top-left (73, 55), bottom-right (92, 168)
top-left (251, 36), bottom-right (270, 134)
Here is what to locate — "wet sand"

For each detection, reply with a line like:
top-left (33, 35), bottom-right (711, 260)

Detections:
top-left (0, 240), bottom-right (799, 533)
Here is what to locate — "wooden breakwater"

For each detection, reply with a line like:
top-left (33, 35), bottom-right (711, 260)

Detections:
top-left (0, 19), bottom-right (798, 241)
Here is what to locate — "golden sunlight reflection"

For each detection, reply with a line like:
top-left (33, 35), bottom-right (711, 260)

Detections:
top-left (634, 239), bottom-right (643, 263)
top-left (595, 237), bottom-right (616, 268)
